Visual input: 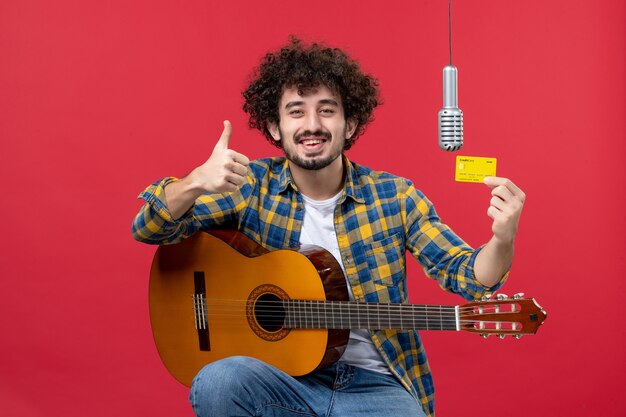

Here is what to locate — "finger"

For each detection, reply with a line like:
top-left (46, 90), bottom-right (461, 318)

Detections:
top-left (229, 150), bottom-right (250, 167)
top-left (233, 152), bottom-right (250, 167)
top-left (224, 172), bottom-right (247, 187)
top-left (484, 177), bottom-right (526, 201)
top-left (490, 195), bottom-right (507, 211)
top-left (215, 120), bottom-right (233, 150)
top-left (229, 160), bottom-right (248, 177)
top-left (487, 205), bottom-right (500, 220)
top-left (491, 184), bottom-right (514, 202)
top-left (220, 182), bottom-right (237, 193)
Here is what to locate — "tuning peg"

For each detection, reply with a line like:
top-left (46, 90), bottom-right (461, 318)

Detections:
top-left (514, 334), bottom-right (523, 339)
top-left (481, 333), bottom-right (490, 338)
top-left (513, 293), bottom-right (525, 299)
top-left (481, 293), bottom-right (493, 301)
top-left (496, 293), bottom-right (509, 300)
top-left (498, 334), bottom-right (506, 339)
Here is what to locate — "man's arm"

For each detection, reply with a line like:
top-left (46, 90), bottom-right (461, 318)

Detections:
top-left (473, 177), bottom-right (526, 287)
top-left (165, 120), bottom-right (250, 219)
top-left (131, 121), bottom-right (250, 244)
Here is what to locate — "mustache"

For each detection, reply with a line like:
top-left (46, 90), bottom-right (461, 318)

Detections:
top-left (294, 130), bottom-right (332, 142)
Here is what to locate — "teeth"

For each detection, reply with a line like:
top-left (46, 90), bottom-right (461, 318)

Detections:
top-left (301, 139), bottom-right (323, 145)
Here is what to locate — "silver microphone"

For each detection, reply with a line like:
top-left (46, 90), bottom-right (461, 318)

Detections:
top-left (438, 65), bottom-right (463, 151)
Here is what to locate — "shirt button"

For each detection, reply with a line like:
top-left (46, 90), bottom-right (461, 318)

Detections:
top-left (346, 258), bottom-right (352, 264)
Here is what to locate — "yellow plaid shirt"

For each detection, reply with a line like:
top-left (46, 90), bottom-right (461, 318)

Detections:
top-left (132, 155), bottom-right (506, 416)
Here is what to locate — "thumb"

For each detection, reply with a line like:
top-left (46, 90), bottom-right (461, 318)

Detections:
top-left (214, 120), bottom-right (233, 150)
top-left (483, 176), bottom-right (499, 189)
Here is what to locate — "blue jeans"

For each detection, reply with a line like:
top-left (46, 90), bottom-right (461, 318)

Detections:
top-left (189, 356), bottom-right (427, 417)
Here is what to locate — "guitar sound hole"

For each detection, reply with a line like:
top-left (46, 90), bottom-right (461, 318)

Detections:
top-left (255, 293), bottom-right (285, 332)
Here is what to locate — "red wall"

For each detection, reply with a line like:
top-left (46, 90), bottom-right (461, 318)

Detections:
top-left (1, 0), bottom-right (624, 415)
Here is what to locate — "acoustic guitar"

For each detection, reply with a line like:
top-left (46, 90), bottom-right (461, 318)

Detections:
top-left (149, 230), bottom-right (546, 386)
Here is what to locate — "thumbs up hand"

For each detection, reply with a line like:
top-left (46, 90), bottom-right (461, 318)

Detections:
top-left (188, 120), bottom-right (251, 194)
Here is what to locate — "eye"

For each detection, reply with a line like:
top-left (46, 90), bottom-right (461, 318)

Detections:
top-left (288, 109), bottom-right (303, 117)
top-left (320, 108), bottom-right (335, 115)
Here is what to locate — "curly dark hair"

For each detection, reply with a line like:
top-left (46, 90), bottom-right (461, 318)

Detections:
top-left (242, 37), bottom-right (380, 150)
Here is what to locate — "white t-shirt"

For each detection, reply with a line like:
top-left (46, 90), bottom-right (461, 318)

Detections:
top-left (299, 191), bottom-right (391, 374)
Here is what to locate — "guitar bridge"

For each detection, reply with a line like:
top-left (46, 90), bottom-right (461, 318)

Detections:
top-left (193, 271), bottom-right (210, 351)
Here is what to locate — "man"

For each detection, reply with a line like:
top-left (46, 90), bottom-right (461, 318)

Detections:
top-left (132, 37), bottom-right (525, 417)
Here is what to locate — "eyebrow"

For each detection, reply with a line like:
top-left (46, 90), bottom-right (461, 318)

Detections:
top-left (284, 98), bottom-right (339, 109)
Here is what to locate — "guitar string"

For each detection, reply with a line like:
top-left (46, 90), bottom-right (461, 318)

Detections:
top-left (200, 296), bottom-right (519, 306)
top-left (190, 306), bottom-right (500, 320)
top-left (193, 309), bottom-right (514, 320)
top-left (197, 297), bottom-right (513, 312)
top-left (191, 305), bottom-right (518, 322)
top-left (188, 312), bottom-right (515, 329)
top-left (191, 308), bottom-right (511, 320)
top-left (192, 312), bottom-right (509, 322)
top-left (190, 312), bottom-right (509, 323)
top-left (191, 299), bottom-right (511, 316)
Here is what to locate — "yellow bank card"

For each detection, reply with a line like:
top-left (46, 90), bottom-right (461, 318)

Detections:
top-left (455, 156), bottom-right (497, 183)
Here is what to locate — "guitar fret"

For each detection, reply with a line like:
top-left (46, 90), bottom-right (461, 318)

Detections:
top-left (439, 306), bottom-right (443, 330)
top-left (298, 300), bottom-right (303, 329)
top-left (339, 302), bottom-right (344, 329)
top-left (316, 300), bottom-right (321, 328)
top-left (337, 302), bottom-right (342, 329)
top-left (307, 300), bottom-right (311, 328)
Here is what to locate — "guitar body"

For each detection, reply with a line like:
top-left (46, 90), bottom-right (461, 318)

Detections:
top-left (149, 230), bottom-right (350, 387)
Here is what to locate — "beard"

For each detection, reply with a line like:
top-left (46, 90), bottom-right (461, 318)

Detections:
top-left (280, 128), bottom-right (343, 171)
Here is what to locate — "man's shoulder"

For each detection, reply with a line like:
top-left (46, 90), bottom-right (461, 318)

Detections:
top-left (347, 159), bottom-right (430, 204)
top-left (349, 159), bottom-right (412, 187)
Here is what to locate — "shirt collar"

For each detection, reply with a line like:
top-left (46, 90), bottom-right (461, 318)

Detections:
top-left (341, 154), bottom-right (365, 204)
top-left (277, 159), bottom-right (297, 194)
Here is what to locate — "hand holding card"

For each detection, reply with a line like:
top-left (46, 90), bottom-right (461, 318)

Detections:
top-left (483, 176), bottom-right (526, 245)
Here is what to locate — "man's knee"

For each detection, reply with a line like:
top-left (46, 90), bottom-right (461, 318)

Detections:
top-left (189, 356), bottom-right (273, 415)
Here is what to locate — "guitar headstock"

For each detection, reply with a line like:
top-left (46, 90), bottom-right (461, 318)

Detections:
top-left (460, 293), bottom-right (547, 339)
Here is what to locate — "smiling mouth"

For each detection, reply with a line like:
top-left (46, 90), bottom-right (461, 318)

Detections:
top-left (299, 138), bottom-right (327, 146)
top-left (295, 130), bottom-right (332, 146)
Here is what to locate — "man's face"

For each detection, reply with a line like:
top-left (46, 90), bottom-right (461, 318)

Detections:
top-left (269, 85), bottom-right (356, 171)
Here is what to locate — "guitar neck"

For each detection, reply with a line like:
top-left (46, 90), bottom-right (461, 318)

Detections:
top-left (284, 300), bottom-right (459, 331)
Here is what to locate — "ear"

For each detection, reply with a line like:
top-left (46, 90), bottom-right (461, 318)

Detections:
top-left (345, 118), bottom-right (358, 140)
top-left (267, 122), bottom-right (281, 142)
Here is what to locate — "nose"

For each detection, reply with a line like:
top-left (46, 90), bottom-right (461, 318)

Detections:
top-left (303, 111), bottom-right (322, 133)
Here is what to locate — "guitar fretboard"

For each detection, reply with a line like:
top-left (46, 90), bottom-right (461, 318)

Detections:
top-left (283, 300), bottom-right (459, 331)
